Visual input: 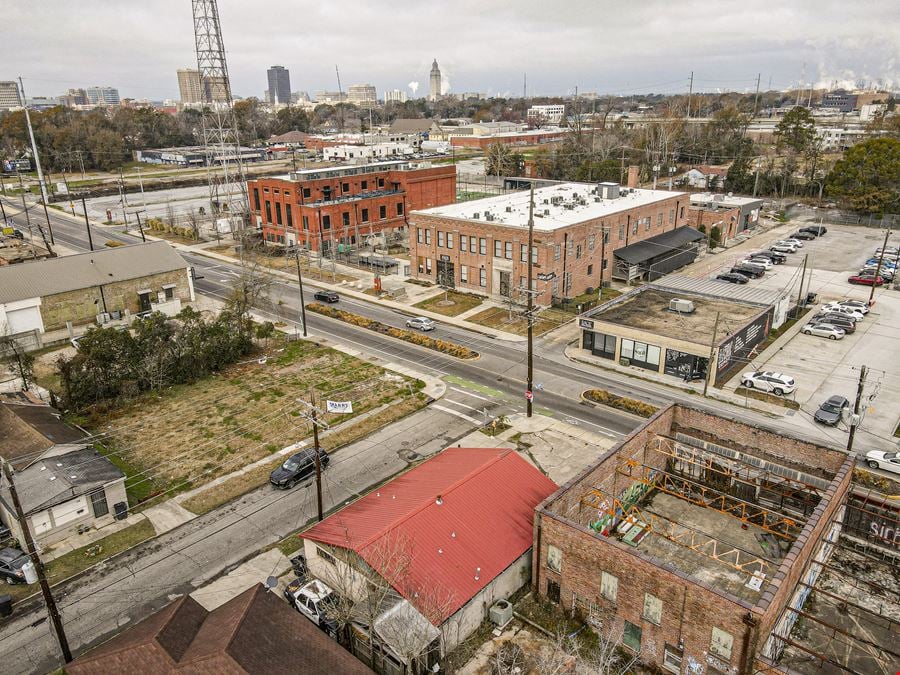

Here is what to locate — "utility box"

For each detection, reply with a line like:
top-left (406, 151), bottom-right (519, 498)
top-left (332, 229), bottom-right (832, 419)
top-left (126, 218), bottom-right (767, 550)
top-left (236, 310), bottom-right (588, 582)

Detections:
top-left (489, 599), bottom-right (513, 627)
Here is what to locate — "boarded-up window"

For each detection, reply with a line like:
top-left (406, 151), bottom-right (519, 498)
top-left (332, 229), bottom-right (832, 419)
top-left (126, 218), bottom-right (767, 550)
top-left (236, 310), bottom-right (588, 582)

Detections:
top-left (547, 545), bottom-right (562, 573)
top-left (710, 627), bottom-right (734, 660)
top-left (643, 593), bottom-right (662, 625)
top-left (600, 571), bottom-right (618, 602)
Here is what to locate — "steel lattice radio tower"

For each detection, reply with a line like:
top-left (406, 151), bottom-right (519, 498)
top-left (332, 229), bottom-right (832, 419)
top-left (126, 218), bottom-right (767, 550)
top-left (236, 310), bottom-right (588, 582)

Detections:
top-left (192, 0), bottom-right (248, 239)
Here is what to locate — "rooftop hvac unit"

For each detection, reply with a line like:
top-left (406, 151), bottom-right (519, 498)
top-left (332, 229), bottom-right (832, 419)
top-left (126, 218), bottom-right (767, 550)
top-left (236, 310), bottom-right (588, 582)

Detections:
top-left (598, 182), bottom-right (620, 199)
top-left (544, 209), bottom-right (550, 216)
top-left (505, 206), bottom-right (512, 212)
top-left (669, 299), bottom-right (695, 314)
top-left (473, 212), bottom-right (480, 219)
top-left (543, 199), bottom-right (550, 204)
top-left (594, 197), bottom-right (601, 202)
top-left (489, 599), bottom-right (513, 628)
top-left (485, 212), bottom-right (494, 221)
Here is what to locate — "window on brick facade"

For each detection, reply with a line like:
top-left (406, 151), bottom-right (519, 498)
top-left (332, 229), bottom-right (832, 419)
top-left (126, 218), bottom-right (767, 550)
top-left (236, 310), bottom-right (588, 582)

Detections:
top-left (397, 202), bottom-right (404, 216)
top-left (554, 244), bottom-right (561, 260)
top-left (378, 177), bottom-right (385, 188)
top-left (263, 187), bottom-right (270, 193)
top-left (302, 215), bottom-right (309, 231)
top-left (362, 208), bottom-right (369, 223)
top-left (264, 201), bottom-right (272, 222)
top-left (494, 240), bottom-right (502, 257)
top-left (361, 180), bottom-right (368, 190)
top-left (284, 190), bottom-right (290, 197)
top-left (710, 628), bottom-right (734, 661)
top-left (342, 182), bottom-right (349, 193)
top-left (632, 220), bottom-right (639, 235)
top-left (286, 204), bottom-right (293, 228)
top-left (425, 229), bottom-right (432, 245)
top-left (603, 229), bottom-right (610, 244)
top-left (657, 213), bottom-right (663, 227)
top-left (380, 205), bottom-right (387, 219)
top-left (438, 231), bottom-right (445, 247)
top-left (479, 238), bottom-right (486, 255)
top-left (623, 621), bottom-right (641, 652)
top-left (447, 233), bottom-right (454, 249)
top-left (575, 244), bottom-right (582, 259)
top-left (252, 188), bottom-right (260, 210)
top-left (460, 265), bottom-right (468, 283)
top-left (521, 244), bottom-right (528, 262)
top-left (588, 234), bottom-right (595, 250)
top-left (587, 264), bottom-right (593, 275)
top-left (669, 208), bottom-right (675, 224)
top-left (567, 239), bottom-right (574, 256)
top-left (600, 571), bottom-right (618, 602)
top-left (531, 246), bottom-right (538, 263)
top-left (164, 286), bottom-right (175, 300)
top-left (663, 645), bottom-right (683, 674)
top-left (425, 258), bottom-right (432, 274)
top-left (679, 206), bottom-right (685, 219)
top-left (602, 259), bottom-right (608, 270)
top-left (618, 224), bottom-right (624, 240)
top-left (322, 214), bottom-right (331, 230)
top-left (342, 212), bottom-right (350, 227)
top-left (504, 241), bottom-right (512, 259)
top-left (460, 234), bottom-right (468, 251)
top-left (303, 187), bottom-right (311, 199)
top-left (417, 228), bottom-right (423, 244)
top-left (479, 267), bottom-right (487, 287)
top-left (643, 593), bottom-right (662, 625)
top-left (644, 217), bottom-right (651, 231)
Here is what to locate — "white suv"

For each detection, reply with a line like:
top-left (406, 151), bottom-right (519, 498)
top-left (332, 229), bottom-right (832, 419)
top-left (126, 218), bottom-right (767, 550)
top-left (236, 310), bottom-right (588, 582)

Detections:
top-left (820, 303), bottom-right (865, 320)
top-left (740, 371), bottom-right (796, 395)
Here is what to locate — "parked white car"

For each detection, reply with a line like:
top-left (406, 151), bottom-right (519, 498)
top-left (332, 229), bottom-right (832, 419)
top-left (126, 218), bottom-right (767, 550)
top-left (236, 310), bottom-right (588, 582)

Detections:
top-left (740, 257), bottom-right (773, 270)
top-left (779, 238), bottom-right (804, 248)
top-left (864, 450), bottom-right (900, 475)
top-left (740, 371), bottom-right (796, 395)
top-left (406, 316), bottom-right (436, 331)
top-left (835, 299), bottom-right (869, 314)
top-left (802, 323), bottom-right (845, 340)
top-left (820, 303), bottom-right (865, 320)
top-left (769, 244), bottom-right (796, 254)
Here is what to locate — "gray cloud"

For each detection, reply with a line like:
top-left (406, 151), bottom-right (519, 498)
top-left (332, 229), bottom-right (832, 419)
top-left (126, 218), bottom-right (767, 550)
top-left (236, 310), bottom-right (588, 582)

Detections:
top-left (6, 0), bottom-right (899, 100)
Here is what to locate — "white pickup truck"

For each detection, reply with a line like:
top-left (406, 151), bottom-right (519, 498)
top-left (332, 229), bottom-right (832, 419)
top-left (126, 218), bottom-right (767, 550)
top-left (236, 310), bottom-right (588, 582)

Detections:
top-left (283, 578), bottom-right (339, 637)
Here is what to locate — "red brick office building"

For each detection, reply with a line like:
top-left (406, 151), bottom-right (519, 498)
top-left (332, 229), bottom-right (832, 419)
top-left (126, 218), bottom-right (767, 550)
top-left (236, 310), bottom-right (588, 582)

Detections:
top-left (409, 182), bottom-right (692, 305)
top-left (248, 161), bottom-right (456, 251)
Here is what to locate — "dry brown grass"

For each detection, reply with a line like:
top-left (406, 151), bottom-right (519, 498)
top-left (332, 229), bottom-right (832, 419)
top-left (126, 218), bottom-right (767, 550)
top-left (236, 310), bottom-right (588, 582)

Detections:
top-left (94, 338), bottom-right (418, 506)
top-left (208, 246), bottom-right (358, 284)
top-left (181, 393), bottom-right (428, 515)
top-left (413, 290), bottom-right (485, 317)
top-left (466, 306), bottom-right (564, 337)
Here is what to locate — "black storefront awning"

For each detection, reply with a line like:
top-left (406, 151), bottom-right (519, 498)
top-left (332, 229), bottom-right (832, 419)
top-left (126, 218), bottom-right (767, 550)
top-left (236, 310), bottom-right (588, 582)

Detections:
top-left (614, 226), bottom-right (705, 265)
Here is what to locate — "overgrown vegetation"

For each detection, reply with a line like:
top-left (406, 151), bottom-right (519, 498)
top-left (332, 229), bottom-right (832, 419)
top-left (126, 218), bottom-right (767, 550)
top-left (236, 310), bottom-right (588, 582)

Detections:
top-left (306, 303), bottom-right (478, 359)
top-left (583, 389), bottom-right (659, 418)
top-left (735, 386), bottom-right (801, 410)
top-left (57, 305), bottom-right (254, 413)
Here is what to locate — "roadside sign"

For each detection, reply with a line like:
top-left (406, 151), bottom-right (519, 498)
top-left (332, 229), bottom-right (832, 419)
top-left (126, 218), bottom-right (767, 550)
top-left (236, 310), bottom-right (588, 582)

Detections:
top-left (525, 391), bottom-right (533, 401)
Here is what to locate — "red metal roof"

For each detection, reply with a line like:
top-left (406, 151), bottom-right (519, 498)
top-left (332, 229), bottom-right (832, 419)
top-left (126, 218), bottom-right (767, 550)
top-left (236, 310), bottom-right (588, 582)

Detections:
top-left (302, 447), bottom-right (557, 624)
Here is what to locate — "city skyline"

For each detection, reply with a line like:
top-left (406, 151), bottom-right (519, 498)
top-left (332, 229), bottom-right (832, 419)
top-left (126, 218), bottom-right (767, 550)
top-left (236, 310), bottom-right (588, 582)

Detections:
top-left (3, 0), bottom-right (899, 101)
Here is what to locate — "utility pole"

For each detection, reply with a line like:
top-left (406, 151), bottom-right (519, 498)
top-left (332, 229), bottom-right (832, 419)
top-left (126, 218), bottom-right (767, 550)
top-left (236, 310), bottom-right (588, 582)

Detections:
top-left (2, 460), bottom-right (72, 663)
top-left (335, 65), bottom-right (345, 135)
top-left (17, 172), bottom-right (51, 254)
top-left (308, 388), bottom-right (324, 521)
top-left (526, 184), bottom-right (535, 418)
top-left (868, 228), bottom-right (890, 306)
top-left (135, 210), bottom-right (147, 243)
top-left (81, 197), bottom-right (95, 251)
top-left (752, 161), bottom-right (761, 197)
top-left (796, 253), bottom-right (808, 312)
top-left (752, 73), bottom-right (761, 118)
top-left (702, 311), bottom-right (721, 397)
top-left (845, 366), bottom-right (867, 456)
top-left (294, 250), bottom-right (308, 337)
top-left (687, 71), bottom-right (693, 119)
top-left (19, 77), bottom-right (55, 247)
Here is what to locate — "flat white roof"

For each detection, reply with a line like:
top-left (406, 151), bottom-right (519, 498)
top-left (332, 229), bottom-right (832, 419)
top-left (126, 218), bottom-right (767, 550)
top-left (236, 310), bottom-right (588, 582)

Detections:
top-left (414, 183), bottom-right (686, 231)
top-left (690, 192), bottom-right (764, 208)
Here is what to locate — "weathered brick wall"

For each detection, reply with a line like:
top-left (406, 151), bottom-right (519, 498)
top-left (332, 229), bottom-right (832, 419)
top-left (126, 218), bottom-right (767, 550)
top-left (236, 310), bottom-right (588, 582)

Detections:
top-left (535, 512), bottom-right (752, 673)
top-left (687, 205), bottom-right (741, 241)
top-left (41, 268), bottom-right (190, 331)
top-left (409, 193), bottom-right (687, 304)
top-left (671, 406), bottom-right (846, 476)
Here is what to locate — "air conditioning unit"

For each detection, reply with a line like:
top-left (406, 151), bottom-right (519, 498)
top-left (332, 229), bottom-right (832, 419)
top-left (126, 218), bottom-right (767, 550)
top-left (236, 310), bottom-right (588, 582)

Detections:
top-left (489, 599), bottom-right (513, 628)
top-left (544, 209), bottom-right (550, 216)
top-left (473, 212), bottom-right (480, 219)
top-left (669, 299), bottom-right (695, 314)
top-left (485, 213), bottom-right (494, 221)
top-left (505, 206), bottom-right (513, 212)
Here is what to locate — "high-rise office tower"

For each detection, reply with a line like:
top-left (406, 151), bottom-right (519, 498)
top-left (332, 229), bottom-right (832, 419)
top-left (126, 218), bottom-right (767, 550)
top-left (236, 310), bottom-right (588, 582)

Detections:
top-left (177, 68), bottom-right (204, 103)
top-left (0, 81), bottom-right (22, 110)
top-left (267, 66), bottom-right (291, 105)
top-left (85, 86), bottom-right (121, 106)
top-left (429, 59), bottom-right (442, 102)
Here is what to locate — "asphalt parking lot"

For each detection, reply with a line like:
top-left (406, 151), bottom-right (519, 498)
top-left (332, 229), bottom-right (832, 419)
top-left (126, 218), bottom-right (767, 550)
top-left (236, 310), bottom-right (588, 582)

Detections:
top-left (713, 223), bottom-right (900, 452)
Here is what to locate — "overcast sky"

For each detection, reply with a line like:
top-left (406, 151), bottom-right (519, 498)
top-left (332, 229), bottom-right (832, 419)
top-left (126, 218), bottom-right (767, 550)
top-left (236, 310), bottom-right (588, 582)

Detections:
top-left (7, 0), bottom-right (899, 101)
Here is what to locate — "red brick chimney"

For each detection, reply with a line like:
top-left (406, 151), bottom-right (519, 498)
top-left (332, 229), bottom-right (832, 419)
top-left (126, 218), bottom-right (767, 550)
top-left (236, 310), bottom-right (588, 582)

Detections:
top-left (627, 165), bottom-right (640, 188)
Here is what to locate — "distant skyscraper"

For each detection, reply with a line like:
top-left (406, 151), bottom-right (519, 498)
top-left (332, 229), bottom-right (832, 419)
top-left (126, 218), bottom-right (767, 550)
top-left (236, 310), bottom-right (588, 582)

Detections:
top-left (429, 59), bottom-right (442, 102)
top-left (85, 86), bottom-right (120, 106)
top-left (0, 81), bottom-right (22, 110)
top-left (177, 68), bottom-right (204, 103)
top-left (267, 66), bottom-right (291, 105)
top-left (384, 89), bottom-right (408, 104)
top-left (63, 88), bottom-right (89, 106)
top-left (347, 84), bottom-right (377, 108)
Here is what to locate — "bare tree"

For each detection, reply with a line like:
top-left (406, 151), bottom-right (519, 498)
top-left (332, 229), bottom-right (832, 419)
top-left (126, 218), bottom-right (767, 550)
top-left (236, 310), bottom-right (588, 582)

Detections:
top-left (0, 328), bottom-right (35, 391)
top-left (533, 622), bottom-right (639, 675)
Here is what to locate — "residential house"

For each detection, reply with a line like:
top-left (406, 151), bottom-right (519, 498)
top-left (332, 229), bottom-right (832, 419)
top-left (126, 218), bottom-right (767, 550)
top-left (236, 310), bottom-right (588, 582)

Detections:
top-left (0, 241), bottom-right (194, 352)
top-left (67, 583), bottom-right (373, 674)
top-left (683, 165), bottom-right (729, 189)
top-left (301, 447), bottom-right (557, 672)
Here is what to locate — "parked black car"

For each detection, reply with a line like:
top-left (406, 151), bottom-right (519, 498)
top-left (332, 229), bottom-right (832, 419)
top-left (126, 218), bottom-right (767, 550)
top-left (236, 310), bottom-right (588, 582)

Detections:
top-left (800, 225), bottom-right (827, 236)
top-left (730, 265), bottom-right (765, 278)
top-left (752, 250), bottom-right (787, 264)
top-left (790, 231), bottom-right (816, 240)
top-left (270, 448), bottom-right (330, 489)
top-left (814, 395), bottom-right (850, 426)
top-left (313, 290), bottom-right (340, 303)
top-left (810, 314), bottom-right (856, 333)
top-left (0, 547), bottom-right (29, 584)
top-left (716, 273), bottom-right (750, 284)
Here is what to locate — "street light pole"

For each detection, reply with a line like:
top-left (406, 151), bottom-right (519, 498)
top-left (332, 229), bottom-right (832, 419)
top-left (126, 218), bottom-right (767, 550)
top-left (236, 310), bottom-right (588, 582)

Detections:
top-left (868, 228), bottom-right (890, 306)
top-left (295, 250), bottom-right (308, 337)
top-left (526, 184), bottom-right (535, 418)
top-left (846, 365), bottom-right (867, 457)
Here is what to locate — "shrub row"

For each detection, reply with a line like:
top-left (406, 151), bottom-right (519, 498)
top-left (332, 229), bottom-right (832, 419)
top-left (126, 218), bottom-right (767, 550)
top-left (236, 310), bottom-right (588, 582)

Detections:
top-left (583, 389), bottom-right (659, 418)
top-left (306, 303), bottom-right (478, 359)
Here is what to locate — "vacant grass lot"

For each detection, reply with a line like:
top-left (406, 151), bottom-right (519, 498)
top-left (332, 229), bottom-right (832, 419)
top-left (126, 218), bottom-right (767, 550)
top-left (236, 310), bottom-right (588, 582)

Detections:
top-left (413, 290), bottom-right (484, 317)
top-left (208, 246), bottom-right (357, 284)
top-left (466, 306), bottom-right (567, 336)
top-left (85, 337), bottom-right (420, 508)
